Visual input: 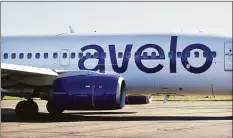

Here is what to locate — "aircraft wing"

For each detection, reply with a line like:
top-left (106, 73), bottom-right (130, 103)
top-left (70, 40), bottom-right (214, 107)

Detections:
top-left (1, 63), bottom-right (59, 98)
top-left (1, 63), bottom-right (58, 77)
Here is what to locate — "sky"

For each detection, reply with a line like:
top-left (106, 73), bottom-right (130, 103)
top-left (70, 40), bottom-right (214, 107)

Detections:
top-left (1, 2), bottom-right (232, 36)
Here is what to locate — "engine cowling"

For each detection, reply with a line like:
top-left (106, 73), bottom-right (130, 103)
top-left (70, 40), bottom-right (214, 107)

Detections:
top-left (125, 95), bottom-right (152, 104)
top-left (51, 71), bottom-right (126, 110)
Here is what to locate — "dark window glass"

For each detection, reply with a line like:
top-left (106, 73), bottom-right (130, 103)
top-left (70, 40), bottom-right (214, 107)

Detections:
top-left (101, 52), bottom-right (106, 59)
top-left (11, 53), bottom-right (16, 59)
top-left (126, 52), bottom-right (131, 58)
top-left (19, 53), bottom-right (24, 59)
top-left (53, 53), bottom-right (58, 59)
top-left (212, 51), bottom-right (216, 57)
top-left (63, 53), bottom-right (67, 59)
top-left (78, 53), bottom-right (83, 58)
top-left (44, 53), bottom-right (48, 59)
top-left (203, 51), bottom-right (208, 58)
top-left (71, 52), bottom-right (75, 59)
top-left (27, 53), bottom-right (32, 59)
top-left (3, 53), bottom-right (8, 59)
top-left (168, 52), bottom-right (173, 58)
top-left (143, 52), bottom-right (148, 58)
top-left (93, 52), bottom-right (99, 58)
top-left (185, 51), bottom-right (190, 58)
top-left (194, 51), bottom-right (199, 58)
top-left (177, 52), bottom-right (182, 58)
top-left (86, 52), bottom-right (91, 58)
top-left (36, 53), bottom-right (40, 59)
top-left (118, 52), bottom-right (123, 58)
top-left (151, 52), bottom-right (156, 58)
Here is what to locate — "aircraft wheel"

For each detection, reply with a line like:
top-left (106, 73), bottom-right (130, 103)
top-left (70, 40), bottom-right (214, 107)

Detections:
top-left (15, 101), bottom-right (27, 117)
top-left (27, 100), bottom-right (39, 116)
top-left (15, 100), bottom-right (39, 118)
top-left (46, 100), bottom-right (64, 116)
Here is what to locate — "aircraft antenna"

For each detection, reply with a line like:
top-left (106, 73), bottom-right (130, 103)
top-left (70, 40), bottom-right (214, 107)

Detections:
top-left (56, 26), bottom-right (75, 36)
top-left (69, 25), bottom-right (75, 33)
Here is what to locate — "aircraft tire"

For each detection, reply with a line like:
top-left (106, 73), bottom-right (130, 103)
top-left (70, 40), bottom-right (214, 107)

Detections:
top-left (46, 100), bottom-right (64, 116)
top-left (15, 100), bottom-right (39, 118)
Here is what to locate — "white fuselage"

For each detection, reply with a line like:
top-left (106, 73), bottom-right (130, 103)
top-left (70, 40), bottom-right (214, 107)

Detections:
top-left (1, 33), bottom-right (232, 96)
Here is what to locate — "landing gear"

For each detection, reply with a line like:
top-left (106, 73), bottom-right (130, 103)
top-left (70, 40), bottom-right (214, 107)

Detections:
top-left (15, 100), bottom-right (39, 118)
top-left (46, 100), bottom-right (64, 116)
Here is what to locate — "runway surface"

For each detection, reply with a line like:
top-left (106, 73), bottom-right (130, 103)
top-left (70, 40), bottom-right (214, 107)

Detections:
top-left (1, 100), bottom-right (232, 138)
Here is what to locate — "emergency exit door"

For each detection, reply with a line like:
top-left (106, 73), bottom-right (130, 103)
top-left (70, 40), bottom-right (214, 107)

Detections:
top-left (224, 42), bottom-right (232, 71)
top-left (60, 49), bottom-right (70, 66)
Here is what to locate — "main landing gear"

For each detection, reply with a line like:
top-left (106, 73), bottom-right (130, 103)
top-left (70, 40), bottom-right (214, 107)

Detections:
top-left (15, 99), bottom-right (64, 118)
top-left (46, 100), bottom-right (64, 116)
top-left (15, 99), bottom-right (39, 118)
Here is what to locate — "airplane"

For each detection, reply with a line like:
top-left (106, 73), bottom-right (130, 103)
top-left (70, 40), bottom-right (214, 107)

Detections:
top-left (1, 30), bottom-right (232, 118)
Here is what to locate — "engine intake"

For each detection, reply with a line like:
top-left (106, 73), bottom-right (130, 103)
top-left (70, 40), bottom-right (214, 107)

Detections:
top-left (52, 71), bottom-right (126, 110)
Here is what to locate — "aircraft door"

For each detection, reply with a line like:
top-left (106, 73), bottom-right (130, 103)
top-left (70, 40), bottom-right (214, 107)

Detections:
top-left (224, 42), bottom-right (232, 71)
top-left (60, 49), bottom-right (70, 66)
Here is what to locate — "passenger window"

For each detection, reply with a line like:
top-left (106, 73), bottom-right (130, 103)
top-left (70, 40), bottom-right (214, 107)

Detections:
top-left (36, 53), bottom-right (40, 59)
top-left (78, 53), bottom-right (83, 58)
top-left (194, 51), bottom-right (199, 58)
top-left (44, 53), bottom-right (48, 59)
top-left (11, 53), bottom-right (16, 59)
top-left (118, 52), bottom-right (123, 58)
top-left (126, 52), bottom-right (131, 58)
top-left (168, 52), bottom-right (173, 58)
top-left (93, 52), bottom-right (99, 58)
top-left (101, 52), bottom-right (106, 59)
top-left (203, 51), bottom-right (208, 58)
top-left (86, 52), bottom-right (91, 58)
top-left (151, 52), bottom-right (156, 58)
top-left (3, 53), bottom-right (8, 59)
top-left (177, 52), bottom-right (182, 58)
top-left (71, 52), bottom-right (75, 59)
top-left (185, 51), bottom-right (190, 58)
top-left (63, 53), bottom-right (67, 59)
top-left (53, 53), bottom-right (58, 59)
top-left (212, 51), bottom-right (216, 57)
top-left (27, 53), bottom-right (32, 59)
top-left (143, 52), bottom-right (148, 58)
top-left (19, 53), bottom-right (24, 59)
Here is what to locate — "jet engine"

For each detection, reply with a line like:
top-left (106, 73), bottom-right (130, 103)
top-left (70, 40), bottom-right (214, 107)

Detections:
top-left (49, 71), bottom-right (126, 111)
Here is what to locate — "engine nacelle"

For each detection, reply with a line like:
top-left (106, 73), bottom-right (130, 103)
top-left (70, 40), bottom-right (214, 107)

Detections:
top-left (125, 95), bottom-right (152, 104)
top-left (51, 71), bottom-right (126, 110)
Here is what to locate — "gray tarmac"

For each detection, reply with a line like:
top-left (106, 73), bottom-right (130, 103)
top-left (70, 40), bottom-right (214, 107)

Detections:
top-left (1, 100), bottom-right (232, 138)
